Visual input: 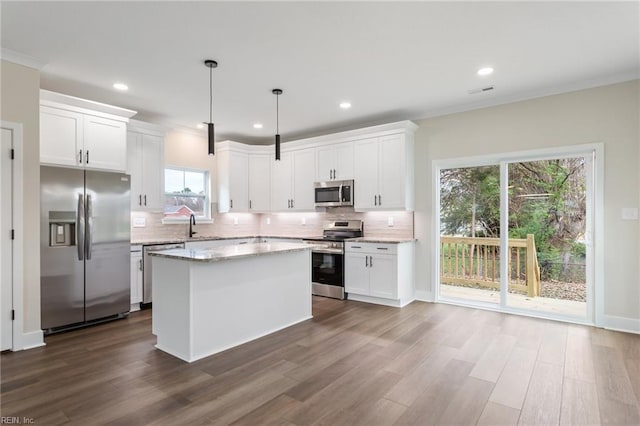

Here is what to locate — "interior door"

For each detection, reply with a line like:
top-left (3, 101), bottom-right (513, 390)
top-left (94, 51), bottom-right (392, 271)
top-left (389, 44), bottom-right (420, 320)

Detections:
top-left (1, 128), bottom-right (13, 350)
top-left (84, 170), bottom-right (130, 321)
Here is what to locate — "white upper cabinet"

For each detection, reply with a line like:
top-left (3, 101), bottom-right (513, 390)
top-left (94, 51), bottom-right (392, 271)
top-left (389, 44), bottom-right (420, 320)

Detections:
top-left (316, 141), bottom-right (354, 181)
top-left (83, 115), bottom-right (127, 171)
top-left (40, 106), bottom-right (84, 167)
top-left (127, 121), bottom-right (165, 211)
top-left (353, 137), bottom-right (379, 210)
top-left (248, 153), bottom-right (271, 212)
top-left (353, 131), bottom-right (415, 211)
top-left (216, 121), bottom-right (415, 213)
top-left (39, 91), bottom-right (135, 172)
top-left (291, 149), bottom-right (316, 211)
top-left (271, 148), bottom-right (316, 212)
top-left (217, 146), bottom-right (249, 212)
top-left (218, 142), bottom-right (273, 213)
top-left (271, 151), bottom-right (292, 211)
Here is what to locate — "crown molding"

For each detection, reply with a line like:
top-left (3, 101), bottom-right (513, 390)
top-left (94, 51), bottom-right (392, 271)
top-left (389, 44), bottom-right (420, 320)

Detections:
top-left (1, 48), bottom-right (46, 70)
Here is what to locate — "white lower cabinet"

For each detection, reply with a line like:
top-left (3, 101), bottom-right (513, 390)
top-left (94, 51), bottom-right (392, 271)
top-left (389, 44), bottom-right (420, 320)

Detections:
top-left (345, 241), bottom-right (414, 307)
top-left (130, 246), bottom-right (142, 310)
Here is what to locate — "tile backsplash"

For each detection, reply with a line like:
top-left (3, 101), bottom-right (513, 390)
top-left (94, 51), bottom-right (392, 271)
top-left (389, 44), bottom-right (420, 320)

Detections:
top-left (131, 207), bottom-right (413, 242)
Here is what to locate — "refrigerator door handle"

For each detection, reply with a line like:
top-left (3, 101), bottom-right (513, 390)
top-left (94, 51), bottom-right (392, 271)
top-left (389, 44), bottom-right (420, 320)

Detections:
top-left (85, 194), bottom-right (93, 260)
top-left (77, 193), bottom-right (85, 261)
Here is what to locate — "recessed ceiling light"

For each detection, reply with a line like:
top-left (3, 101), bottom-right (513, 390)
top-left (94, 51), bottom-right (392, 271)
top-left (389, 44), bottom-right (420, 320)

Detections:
top-left (477, 67), bottom-right (494, 76)
top-left (339, 102), bottom-right (352, 109)
top-left (253, 123), bottom-right (263, 129)
top-left (196, 123), bottom-right (205, 129)
top-left (113, 82), bottom-right (128, 91)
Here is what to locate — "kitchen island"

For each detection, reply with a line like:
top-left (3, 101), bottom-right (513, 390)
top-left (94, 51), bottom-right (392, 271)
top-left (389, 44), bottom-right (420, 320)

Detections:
top-left (149, 242), bottom-right (313, 362)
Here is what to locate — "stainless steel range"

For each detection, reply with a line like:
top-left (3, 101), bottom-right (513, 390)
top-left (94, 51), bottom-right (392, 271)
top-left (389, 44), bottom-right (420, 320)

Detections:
top-left (303, 220), bottom-right (363, 300)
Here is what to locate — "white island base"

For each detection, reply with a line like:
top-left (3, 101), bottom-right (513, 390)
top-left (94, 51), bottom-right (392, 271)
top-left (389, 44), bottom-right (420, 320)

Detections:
top-left (151, 244), bottom-right (312, 362)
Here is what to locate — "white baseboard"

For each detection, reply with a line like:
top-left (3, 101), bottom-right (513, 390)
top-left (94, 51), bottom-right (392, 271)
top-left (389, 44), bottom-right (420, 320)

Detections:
top-left (347, 294), bottom-right (413, 308)
top-left (18, 330), bottom-right (45, 350)
top-left (603, 315), bottom-right (640, 334)
top-left (414, 289), bottom-right (434, 302)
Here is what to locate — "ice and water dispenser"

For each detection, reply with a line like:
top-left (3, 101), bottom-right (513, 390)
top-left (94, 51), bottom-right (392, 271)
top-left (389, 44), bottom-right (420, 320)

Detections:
top-left (48, 211), bottom-right (76, 247)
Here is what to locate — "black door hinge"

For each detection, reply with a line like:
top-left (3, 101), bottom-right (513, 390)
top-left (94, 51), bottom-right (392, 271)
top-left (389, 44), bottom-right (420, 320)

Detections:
top-left (11, 310), bottom-right (15, 321)
top-left (11, 229), bottom-right (15, 240)
top-left (10, 149), bottom-right (14, 160)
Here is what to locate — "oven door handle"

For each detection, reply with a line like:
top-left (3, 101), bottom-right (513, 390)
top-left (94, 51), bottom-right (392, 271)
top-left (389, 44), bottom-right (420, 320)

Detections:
top-left (312, 248), bottom-right (343, 255)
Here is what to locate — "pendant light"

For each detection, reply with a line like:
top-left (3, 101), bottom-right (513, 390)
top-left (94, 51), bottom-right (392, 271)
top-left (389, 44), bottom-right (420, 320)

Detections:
top-left (273, 88), bottom-right (283, 160)
top-left (204, 59), bottom-right (218, 156)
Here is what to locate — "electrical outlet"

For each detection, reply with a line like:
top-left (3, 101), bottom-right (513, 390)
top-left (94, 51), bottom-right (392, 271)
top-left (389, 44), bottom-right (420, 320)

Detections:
top-left (233, 217), bottom-right (239, 226)
top-left (301, 217), bottom-right (306, 226)
top-left (387, 216), bottom-right (394, 227)
top-left (133, 217), bottom-right (146, 227)
top-left (266, 217), bottom-right (271, 225)
top-left (622, 208), bottom-right (639, 220)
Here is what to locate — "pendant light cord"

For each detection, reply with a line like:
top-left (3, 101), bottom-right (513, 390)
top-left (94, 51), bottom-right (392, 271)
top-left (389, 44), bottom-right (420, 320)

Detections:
top-left (276, 94), bottom-right (279, 134)
top-left (209, 66), bottom-right (213, 123)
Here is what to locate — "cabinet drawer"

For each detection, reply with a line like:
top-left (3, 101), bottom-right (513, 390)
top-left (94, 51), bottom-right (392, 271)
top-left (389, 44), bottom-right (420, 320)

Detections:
top-left (345, 242), bottom-right (397, 255)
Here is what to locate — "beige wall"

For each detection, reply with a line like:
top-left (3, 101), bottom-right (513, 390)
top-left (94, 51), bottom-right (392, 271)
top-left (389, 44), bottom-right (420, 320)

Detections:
top-left (414, 80), bottom-right (640, 323)
top-left (0, 60), bottom-right (41, 334)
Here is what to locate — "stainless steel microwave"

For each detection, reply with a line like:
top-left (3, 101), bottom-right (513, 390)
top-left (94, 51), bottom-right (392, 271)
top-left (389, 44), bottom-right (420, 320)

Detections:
top-left (314, 180), bottom-right (354, 207)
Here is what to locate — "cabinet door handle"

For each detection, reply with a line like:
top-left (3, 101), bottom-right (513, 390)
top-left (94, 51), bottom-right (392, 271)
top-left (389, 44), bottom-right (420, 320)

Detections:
top-left (230, 199), bottom-right (233, 209)
top-left (79, 149), bottom-right (83, 164)
top-left (249, 200), bottom-right (252, 209)
top-left (85, 150), bottom-right (89, 164)
top-left (143, 195), bottom-right (147, 206)
top-left (377, 247), bottom-right (388, 250)
top-left (365, 256), bottom-right (369, 267)
top-left (378, 194), bottom-right (381, 206)
top-left (291, 199), bottom-right (294, 208)
top-left (287, 199), bottom-right (290, 208)
top-left (138, 194), bottom-right (142, 206)
top-left (333, 169), bottom-right (336, 179)
top-left (374, 195), bottom-right (377, 206)
top-left (351, 245), bottom-right (362, 249)
top-left (369, 256), bottom-right (373, 267)
top-left (138, 259), bottom-right (143, 271)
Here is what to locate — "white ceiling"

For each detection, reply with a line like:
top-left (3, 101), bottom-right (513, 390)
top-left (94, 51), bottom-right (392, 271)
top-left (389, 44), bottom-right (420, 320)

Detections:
top-left (2, 1), bottom-right (638, 144)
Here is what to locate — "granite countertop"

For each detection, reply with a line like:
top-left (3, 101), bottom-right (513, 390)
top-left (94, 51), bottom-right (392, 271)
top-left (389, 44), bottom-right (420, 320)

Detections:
top-left (131, 235), bottom-right (298, 246)
top-left (346, 237), bottom-right (416, 244)
top-left (147, 242), bottom-right (313, 262)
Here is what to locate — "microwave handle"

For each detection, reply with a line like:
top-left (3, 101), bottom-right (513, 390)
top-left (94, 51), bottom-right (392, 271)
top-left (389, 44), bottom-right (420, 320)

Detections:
top-left (338, 184), bottom-right (343, 202)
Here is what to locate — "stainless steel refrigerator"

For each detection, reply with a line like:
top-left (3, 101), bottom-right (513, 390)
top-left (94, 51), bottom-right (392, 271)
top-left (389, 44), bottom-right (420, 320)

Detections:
top-left (40, 166), bottom-right (131, 333)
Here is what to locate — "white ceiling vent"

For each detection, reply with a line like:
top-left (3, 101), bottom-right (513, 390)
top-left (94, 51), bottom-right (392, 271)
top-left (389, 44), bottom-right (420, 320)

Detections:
top-left (467, 85), bottom-right (495, 95)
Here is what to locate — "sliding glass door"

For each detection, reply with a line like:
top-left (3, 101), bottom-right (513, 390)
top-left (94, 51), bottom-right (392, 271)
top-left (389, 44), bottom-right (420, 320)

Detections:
top-left (436, 146), bottom-right (597, 323)
top-left (504, 157), bottom-right (589, 318)
top-left (439, 165), bottom-right (502, 307)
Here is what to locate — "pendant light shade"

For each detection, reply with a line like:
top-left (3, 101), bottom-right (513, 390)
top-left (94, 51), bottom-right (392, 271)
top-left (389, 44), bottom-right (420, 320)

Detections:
top-left (273, 88), bottom-right (283, 161)
top-left (204, 59), bottom-right (218, 156)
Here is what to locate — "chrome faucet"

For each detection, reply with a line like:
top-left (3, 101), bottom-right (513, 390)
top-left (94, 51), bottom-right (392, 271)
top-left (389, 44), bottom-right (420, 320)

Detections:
top-left (189, 214), bottom-right (197, 238)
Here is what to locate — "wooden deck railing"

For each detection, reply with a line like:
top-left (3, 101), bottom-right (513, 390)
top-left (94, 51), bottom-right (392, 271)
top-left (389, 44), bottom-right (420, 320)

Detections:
top-left (440, 234), bottom-right (541, 297)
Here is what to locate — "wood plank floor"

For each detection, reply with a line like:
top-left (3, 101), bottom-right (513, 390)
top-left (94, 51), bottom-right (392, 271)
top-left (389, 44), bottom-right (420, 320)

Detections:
top-left (2, 297), bottom-right (639, 425)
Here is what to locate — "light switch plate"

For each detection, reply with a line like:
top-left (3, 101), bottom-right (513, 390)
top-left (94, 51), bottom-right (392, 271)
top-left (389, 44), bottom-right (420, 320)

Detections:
top-left (622, 208), bottom-right (639, 220)
top-left (388, 216), bottom-right (394, 227)
top-left (133, 217), bottom-right (146, 227)
top-left (266, 217), bottom-right (271, 225)
top-left (233, 217), bottom-right (239, 226)
top-left (301, 217), bottom-right (306, 225)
